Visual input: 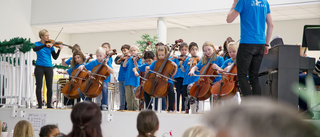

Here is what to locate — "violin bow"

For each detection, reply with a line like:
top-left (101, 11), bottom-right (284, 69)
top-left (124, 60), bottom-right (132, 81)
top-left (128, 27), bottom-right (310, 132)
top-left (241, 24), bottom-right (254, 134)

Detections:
top-left (148, 70), bottom-right (177, 82)
top-left (53, 27), bottom-right (64, 43)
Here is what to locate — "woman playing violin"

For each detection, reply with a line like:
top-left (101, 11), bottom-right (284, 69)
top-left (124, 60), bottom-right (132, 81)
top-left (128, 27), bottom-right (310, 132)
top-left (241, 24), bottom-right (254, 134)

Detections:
top-left (33, 29), bottom-right (63, 109)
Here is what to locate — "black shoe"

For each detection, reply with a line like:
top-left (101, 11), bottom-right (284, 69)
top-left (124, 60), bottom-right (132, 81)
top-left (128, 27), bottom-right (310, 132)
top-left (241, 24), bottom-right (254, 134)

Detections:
top-left (47, 106), bottom-right (53, 109)
top-left (37, 106), bottom-right (42, 109)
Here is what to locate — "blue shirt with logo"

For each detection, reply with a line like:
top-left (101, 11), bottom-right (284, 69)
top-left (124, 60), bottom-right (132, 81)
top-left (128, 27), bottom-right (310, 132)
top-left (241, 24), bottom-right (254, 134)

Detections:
top-left (182, 57), bottom-right (200, 86)
top-left (235, 0), bottom-right (270, 44)
top-left (84, 59), bottom-right (112, 83)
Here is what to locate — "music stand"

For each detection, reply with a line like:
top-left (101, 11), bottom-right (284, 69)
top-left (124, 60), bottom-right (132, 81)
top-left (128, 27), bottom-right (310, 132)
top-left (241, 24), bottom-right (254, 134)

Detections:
top-left (302, 25), bottom-right (320, 50)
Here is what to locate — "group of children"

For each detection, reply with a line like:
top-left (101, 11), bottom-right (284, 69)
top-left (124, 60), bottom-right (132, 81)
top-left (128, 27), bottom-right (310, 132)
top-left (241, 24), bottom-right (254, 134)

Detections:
top-left (59, 37), bottom-right (240, 113)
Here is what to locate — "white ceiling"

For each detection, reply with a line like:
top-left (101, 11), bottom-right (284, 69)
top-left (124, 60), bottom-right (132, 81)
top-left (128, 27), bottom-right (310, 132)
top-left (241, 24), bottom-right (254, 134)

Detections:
top-left (32, 3), bottom-right (320, 34)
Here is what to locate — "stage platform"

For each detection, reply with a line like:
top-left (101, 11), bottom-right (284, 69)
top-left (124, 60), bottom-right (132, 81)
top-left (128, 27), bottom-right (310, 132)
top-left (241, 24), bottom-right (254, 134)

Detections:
top-left (0, 107), bottom-right (203, 137)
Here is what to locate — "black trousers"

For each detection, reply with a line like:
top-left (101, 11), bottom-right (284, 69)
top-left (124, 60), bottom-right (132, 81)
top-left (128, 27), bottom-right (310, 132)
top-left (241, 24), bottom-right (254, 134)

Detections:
top-left (174, 77), bottom-right (185, 111)
top-left (236, 44), bottom-right (265, 96)
top-left (35, 65), bottom-right (53, 107)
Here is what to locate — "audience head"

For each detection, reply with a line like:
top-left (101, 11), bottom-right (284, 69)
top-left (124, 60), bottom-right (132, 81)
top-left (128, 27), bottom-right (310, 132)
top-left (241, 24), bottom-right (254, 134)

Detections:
top-left (137, 110), bottom-right (159, 137)
top-left (66, 101), bottom-right (102, 137)
top-left (39, 124), bottom-right (60, 137)
top-left (13, 120), bottom-right (34, 137)
top-left (205, 97), bottom-right (320, 137)
top-left (183, 125), bottom-right (215, 137)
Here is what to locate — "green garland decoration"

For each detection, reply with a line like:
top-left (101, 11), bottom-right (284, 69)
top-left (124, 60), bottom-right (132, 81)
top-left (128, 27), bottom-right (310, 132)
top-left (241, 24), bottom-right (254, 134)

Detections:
top-left (0, 37), bottom-right (35, 54)
top-left (32, 60), bottom-right (70, 70)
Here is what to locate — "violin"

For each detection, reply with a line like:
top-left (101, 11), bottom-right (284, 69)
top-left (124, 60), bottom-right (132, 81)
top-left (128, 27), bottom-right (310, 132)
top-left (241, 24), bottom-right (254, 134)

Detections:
top-left (61, 54), bottom-right (93, 99)
top-left (45, 39), bottom-right (72, 49)
top-left (143, 40), bottom-right (180, 98)
top-left (210, 62), bottom-right (237, 99)
top-left (189, 48), bottom-right (222, 100)
top-left (188, 56), bottom-right (200, 71)
top-left (79, 50), bottom-right (117, 98)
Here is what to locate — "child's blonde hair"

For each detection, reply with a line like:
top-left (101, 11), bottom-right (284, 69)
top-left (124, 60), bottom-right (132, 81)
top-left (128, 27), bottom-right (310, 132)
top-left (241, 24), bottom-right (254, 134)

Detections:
top-left (38, 29), bottom-right (48, 38)
top-left (130, 45), bottom-right (139, 52)
top-left (156, 46), bottom-right (168, 60)
top-left (227, 42), bottom-right (238, 52)
top-left (201, 41), bottom-right (218, 65)
top-left (13, 120), bottom-right (34, 137)
top-left (182, 125), bottom-right (216, 137)
top-left (96, 47), bottom-right (106, 55)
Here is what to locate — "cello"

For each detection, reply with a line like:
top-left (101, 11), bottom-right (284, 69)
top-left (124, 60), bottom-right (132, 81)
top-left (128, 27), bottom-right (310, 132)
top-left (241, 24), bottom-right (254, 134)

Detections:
top-left (210, 62), bottom-right (237, 99)
top-left (134, 42), bottom-right (152, 100)
top-left (189, 48), bottom-right (221, 100)
top-left (61, 54), bottom-right (93, 99)
top-left (79, 50), bottom-right (117, 98)
top-left (143, 40), bottom-right (181, 97)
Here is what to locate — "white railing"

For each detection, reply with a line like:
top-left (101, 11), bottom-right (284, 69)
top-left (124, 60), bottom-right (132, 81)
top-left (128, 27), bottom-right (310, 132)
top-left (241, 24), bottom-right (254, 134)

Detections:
top-left (0, 46), bottom-right (34, 108)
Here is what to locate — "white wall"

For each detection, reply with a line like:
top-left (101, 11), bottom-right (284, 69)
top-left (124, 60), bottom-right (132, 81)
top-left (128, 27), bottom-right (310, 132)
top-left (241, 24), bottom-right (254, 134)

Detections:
top-left (30, 0), bottom-right (318, 25)
top-left (69, 18), bottom-right (320, 60)
top-left (0, 108), bottom-right (202, 137)
top-left (0, 0), bottom-right (34, 41)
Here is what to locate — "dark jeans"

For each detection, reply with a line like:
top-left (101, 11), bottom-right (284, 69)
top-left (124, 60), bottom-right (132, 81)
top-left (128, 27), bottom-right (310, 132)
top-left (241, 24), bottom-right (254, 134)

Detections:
top-left (35, 65), bottom-right (53, 107)
top-left (237, 44), bottom-right (265, 96)
top-left (174, 77), bottom-right (185, 111)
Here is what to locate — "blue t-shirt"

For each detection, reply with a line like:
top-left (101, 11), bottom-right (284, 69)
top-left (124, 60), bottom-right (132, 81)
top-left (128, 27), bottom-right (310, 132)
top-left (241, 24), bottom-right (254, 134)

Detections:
top-left (221, 58), bottom-right (234, 69)
top-left (196, 56), bottom-right (224, 82)
top-left (65, 57), bottom-right (72, 65)
top-left (149, 60), bottom-right (174, 84)
top-left (34, 41), bottom-right (55, 67)
top-left (124, 57), bottom-right (142, 87)
top-left (235, 0), bottom-right (270, 44)
top-left (66, 63), bottom-right (82, 75)
top-left (172, 55), bottom-right (189, 78)
top-left (182, 57), bottom-right (200, 86)
top-left (138, 63), bottom-right (150, 73)
top-left (84, 59), bottom-right (112, 83)
top-left (118, 65), bottom-right (127, 81)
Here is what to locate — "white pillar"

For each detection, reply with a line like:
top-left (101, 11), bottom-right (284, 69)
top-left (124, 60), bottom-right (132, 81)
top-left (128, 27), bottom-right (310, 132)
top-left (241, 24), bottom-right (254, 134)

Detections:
top-left (157, 17), bottom-right (167, 44)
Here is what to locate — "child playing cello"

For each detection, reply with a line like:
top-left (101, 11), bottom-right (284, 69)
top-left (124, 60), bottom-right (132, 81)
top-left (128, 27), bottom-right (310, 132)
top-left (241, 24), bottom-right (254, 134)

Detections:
top-left (212, 42), bottom-right (241, 104)
top-left (145, 46), bottom-right (178, 112)
top-left (77, 47), bottom-right (114, 106)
